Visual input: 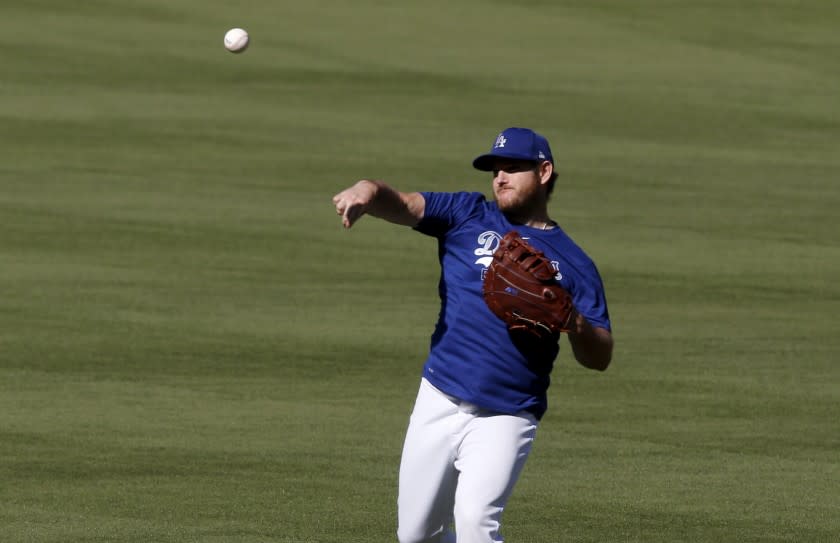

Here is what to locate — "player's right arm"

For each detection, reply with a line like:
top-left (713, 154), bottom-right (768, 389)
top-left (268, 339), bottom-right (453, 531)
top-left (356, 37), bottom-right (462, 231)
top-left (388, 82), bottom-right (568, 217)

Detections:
top-left (332, 179), bottom-right (425, 229)
top-left (568, 313), bottom-right (613, 371)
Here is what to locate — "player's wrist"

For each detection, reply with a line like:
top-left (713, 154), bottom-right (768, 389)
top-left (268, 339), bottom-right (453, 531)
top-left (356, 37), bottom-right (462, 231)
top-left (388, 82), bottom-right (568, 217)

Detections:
top-left (356, 178), bottom-right (379, 190)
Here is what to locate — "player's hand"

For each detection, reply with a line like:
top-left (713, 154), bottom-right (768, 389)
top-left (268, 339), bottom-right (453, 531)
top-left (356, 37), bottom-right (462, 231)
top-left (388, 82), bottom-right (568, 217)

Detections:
top-left (332, 180), bottom-right (378, 229)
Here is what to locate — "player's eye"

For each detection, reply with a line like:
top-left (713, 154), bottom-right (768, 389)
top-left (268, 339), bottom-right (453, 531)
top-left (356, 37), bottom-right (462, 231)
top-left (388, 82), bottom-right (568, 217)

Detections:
top-left (494, 165), bottom-right (518, 175)
top-left (494, 162), bottom-right (535, 175)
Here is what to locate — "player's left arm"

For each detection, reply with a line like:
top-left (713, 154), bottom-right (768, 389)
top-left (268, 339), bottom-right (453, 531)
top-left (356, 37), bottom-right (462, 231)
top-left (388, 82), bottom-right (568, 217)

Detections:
top-left (567, 313), bottom-right (613, 371)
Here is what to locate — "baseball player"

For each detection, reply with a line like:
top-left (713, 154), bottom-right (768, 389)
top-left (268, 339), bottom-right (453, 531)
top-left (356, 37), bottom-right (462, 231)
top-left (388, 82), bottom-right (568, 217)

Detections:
top-left (332, 127), bottom-right (613, 543)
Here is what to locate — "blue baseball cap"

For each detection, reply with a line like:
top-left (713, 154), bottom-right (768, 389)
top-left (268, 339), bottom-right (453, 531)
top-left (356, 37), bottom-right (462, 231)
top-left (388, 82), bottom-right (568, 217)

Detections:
top-left (472, 127), bottom-right (554, 171)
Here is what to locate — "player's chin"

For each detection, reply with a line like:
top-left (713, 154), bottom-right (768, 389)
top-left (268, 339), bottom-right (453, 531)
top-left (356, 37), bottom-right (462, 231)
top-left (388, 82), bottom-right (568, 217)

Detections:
top-left (494, 190), bottom-right (517, 207)
top-left (495, 193), bottom-right (523, 213)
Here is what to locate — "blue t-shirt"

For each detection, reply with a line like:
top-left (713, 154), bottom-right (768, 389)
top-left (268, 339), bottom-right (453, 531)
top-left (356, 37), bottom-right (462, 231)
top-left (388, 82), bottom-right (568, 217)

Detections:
top-left (415, 191), bottom-right (611, 420)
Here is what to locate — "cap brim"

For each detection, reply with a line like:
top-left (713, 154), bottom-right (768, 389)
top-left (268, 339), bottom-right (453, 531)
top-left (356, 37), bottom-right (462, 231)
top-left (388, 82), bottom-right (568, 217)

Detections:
top-left (472, 151), bottom-right (543, 171)
top-left (473, 153), bottom-right (533, 172)
top-left (472, 154), bottom-right (500, 171)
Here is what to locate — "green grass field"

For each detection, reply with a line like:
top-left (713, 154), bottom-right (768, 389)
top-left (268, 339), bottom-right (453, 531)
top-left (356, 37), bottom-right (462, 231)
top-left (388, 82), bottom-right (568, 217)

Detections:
top-left (2, 1), bottom-right (839, 541)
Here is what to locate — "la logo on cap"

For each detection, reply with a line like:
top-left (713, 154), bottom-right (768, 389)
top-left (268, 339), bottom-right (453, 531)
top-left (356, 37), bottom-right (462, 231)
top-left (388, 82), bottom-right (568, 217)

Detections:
top-left (494, 134), bottom-right (507, 149)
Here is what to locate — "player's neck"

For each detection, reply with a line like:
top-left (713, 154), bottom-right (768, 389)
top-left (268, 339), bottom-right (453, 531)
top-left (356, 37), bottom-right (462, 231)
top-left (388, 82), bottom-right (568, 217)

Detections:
top-left (505, 214), bottom-right (556, 231)
top-left (504, 204), bottom-right (554, 231)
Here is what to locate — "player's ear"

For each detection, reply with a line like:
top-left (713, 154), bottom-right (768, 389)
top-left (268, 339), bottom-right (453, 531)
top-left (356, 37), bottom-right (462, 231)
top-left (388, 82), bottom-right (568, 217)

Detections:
top-left (538, 161), bottom-right (554, 184)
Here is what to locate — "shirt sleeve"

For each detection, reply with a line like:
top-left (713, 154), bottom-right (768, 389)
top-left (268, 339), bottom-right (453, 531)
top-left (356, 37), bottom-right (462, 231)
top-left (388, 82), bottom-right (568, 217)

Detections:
top-left (414, 192), bottom-right (487, 237)
top-left (570, 261), bottom-right (611, 332)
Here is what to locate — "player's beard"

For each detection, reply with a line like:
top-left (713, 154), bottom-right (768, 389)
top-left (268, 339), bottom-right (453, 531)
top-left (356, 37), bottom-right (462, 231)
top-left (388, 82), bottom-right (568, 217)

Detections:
top-left (494, 183), bottom-right (542, 220)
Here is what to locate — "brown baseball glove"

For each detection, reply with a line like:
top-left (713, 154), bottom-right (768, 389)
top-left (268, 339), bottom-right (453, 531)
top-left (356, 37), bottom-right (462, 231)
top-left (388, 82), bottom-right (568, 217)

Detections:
top-left (483, 231), bottom-right (577, 342)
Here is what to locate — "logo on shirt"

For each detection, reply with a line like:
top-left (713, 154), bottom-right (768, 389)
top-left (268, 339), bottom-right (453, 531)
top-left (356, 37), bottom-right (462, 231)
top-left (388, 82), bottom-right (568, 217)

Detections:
top-left (551, 262), bottom-right (563, 281)
top-left (474, 231), bottom-right (501, 270)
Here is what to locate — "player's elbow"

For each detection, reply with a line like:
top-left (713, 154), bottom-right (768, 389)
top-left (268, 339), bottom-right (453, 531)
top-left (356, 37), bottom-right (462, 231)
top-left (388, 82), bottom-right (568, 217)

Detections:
top-left (572, 332), bottom-right (613, 371)
top-left (591, 353), bottom-right (612, 371)
top-left (593, 339), bottom-right (614, 371)
top-left (577, 352), bottom-right (611, 371)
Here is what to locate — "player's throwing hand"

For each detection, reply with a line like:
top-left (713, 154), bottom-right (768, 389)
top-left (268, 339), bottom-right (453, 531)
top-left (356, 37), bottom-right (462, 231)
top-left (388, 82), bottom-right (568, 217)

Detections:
top-left (332, 180), bottom-right (378, 229)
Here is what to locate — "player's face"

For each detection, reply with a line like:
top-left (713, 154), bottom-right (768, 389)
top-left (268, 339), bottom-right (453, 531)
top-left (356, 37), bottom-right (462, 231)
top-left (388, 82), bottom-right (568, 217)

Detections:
top-left (491, 160), bottom-right (543, 214)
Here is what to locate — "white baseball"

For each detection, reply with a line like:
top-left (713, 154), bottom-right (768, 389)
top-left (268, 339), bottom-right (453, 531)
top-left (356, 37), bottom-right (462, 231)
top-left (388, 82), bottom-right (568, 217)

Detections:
top-left (224, 28), bottom-right (249, 53)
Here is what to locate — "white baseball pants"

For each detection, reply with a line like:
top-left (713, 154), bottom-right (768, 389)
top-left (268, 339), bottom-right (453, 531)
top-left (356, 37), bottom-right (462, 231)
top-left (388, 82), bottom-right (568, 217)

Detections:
top-left (397, 378), bottom-right (538, 543)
